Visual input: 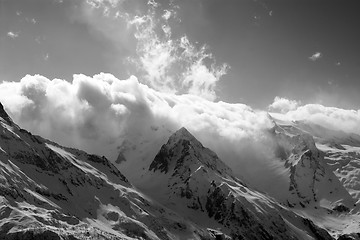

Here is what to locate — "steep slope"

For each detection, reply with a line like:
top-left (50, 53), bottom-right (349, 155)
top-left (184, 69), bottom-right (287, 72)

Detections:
top-left (0, 103), bottom-right (214, 240)
top-left (266, 115), bottom-right (360, 239)
top-left (140, 127), bottom-right (334, 240)
top-left (271, 123), bottom-right (356, 210)
top-left (292, 120), bottom-right (360, 204)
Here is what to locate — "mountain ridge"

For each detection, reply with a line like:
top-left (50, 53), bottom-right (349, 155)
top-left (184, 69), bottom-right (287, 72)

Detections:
top-left (141, 127), bottom-right (336, 239)
top-left (0, 103), bottom-right (217, 240)
top-left (2, 102), bottom-right (360, 239)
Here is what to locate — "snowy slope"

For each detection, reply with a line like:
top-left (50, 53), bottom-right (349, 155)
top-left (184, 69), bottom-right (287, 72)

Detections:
top-left (0, 102), bottom-right (216, 240)
top-left (140, 127), bottom-right (336, 240)
top-left (3, 98), bottom-right (360, 239)
top-left (267, 114), bottom-right (360, 239)
top-left (271, 123), bottom-right (356, 210)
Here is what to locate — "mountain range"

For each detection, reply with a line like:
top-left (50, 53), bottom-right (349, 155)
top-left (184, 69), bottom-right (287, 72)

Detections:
top-left (1, 101), bottom-right (360, 240)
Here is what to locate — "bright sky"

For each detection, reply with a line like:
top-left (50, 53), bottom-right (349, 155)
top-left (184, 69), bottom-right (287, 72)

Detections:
top-left (1, 0), bottom-right (360, 109)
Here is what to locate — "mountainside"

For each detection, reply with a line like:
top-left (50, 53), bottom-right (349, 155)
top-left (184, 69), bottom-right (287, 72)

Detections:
top-left (271, 123), bottom-right (356, 210)
top-left (2, 100), bottom-right (360, 239)
top-left (0, 103), bottom-right (216, 240)
top-left (139, 127), bottom-right (336, 240)
top-left (268, 115), bottom-right (360, 239)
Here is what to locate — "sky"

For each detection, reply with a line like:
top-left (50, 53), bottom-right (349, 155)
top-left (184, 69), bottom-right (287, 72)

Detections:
top-left (1, 0), bottom-right (360, 109)
top-left (1, 0), bottom-right (360, 186)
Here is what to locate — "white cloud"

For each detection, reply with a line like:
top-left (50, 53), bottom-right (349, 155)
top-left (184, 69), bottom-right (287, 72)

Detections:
top-left (268, 96), bottom-right (299, 113)
top-left (76, 0), bottom-right (228, 101)
top-left (129, 5), bottom-right (229, 101)
top-left (269, 97), bottom-right (360, 136)
top-left (2, 76), bottom-right (360, 195)
top-left (0, 73), bottom-right (272, 184)
top-left (309, 52), bottom-right (322, 61)
top-left (7, 32), bottom-right (19, 39)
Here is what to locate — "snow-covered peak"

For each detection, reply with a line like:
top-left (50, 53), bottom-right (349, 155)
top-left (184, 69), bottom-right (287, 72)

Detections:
top-left (148, 127), bottom-right (232, 177)
top-left (166, 127), bottom-right (202, 149)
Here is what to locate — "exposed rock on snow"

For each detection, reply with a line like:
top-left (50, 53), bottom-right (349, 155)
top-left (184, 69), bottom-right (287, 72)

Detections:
top-left (142, 127), bottom-right (335, 239)
top-left (0, 103), bottom-right (215, 240)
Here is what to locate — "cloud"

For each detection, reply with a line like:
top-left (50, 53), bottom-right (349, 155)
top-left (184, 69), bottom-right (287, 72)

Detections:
top-left (309, 52), bottom-right (322, 61)
top-left (75, 0), bottom-right (229, 101)
top-left (268, 96), bottom-right (299, 113)
top-left (0, 73), bottom-right (273, 184)
top-left (269, 97), bottom-right (360, 136)
top-left (7, 32), bottom-right (19, 39)
top-left (3, 76), bottom-right (360, 196)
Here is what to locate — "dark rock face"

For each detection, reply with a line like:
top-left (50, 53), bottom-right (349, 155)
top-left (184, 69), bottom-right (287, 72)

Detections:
top-left (0, 102), bottom-right (12, 125)
top-left (0, 230), bottom-right (65, 240)
top-left (149, 144), bottom-right (172, 173)
top-left (337, 233), bottom-right (360, 240)
top-left (332, 204), bottom-right (350, 213)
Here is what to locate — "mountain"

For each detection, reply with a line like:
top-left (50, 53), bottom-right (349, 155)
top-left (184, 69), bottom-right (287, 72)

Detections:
top-left (268, 115), bottom-right (360, 239)
top-left (139, 127), bottom-right (336, 239)
top-left (2, 99), bottom-right (360, 239)
top-left (270, 122), bottom-right (356, 210)
top-left (0, 103), bottom-right (217, 240)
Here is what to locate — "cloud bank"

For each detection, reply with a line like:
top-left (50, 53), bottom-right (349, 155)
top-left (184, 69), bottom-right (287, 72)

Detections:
top-left (269, 96), bottom-right (360, 136)
top-left (4, 74), bottom-right (360, 190)
top-left (0, 73), bottom-right (274, 184)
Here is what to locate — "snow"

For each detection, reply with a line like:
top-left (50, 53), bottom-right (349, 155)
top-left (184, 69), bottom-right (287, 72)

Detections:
top-left (0, 109), bottom-right (223, 239)
top-left (2, 102), bottom-right (360, 238)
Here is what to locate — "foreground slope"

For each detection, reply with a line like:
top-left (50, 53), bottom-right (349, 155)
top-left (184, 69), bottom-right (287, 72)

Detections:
top-left (140, 127), bottom-right (334, 240)
top-left (0, 102), bottom-right (214, 240)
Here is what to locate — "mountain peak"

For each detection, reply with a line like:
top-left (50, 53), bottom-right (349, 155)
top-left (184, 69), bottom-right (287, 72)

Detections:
top-left (171, 127), bottom-right (196, 140)
top-left (149, 127), bottom-right (232, 178)
top-left (0, 102), bottom-right (12, 125)
top-left (166, 127), bottom-right (202, 149)
top-left (149, 127), bottom-right (200, 173)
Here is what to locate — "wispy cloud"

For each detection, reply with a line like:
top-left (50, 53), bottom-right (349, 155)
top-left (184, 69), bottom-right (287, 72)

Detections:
top-left (128, 6), bottom-right (229, 100)
top-left (7, 31), bottom-right (19, 39)
top-left (77, 0), bottom-right (229, 101)
top-left (309, 52), bottom-right (322, 61)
